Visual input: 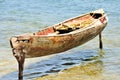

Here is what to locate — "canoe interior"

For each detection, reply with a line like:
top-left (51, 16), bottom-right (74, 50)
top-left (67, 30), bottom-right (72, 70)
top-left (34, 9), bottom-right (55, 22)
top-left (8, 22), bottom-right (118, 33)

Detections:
top-left (35, 12), bottom-right (103, 36)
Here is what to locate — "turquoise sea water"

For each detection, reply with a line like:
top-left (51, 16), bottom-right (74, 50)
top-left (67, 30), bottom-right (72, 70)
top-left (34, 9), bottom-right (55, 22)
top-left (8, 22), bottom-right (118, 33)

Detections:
top-left (0, 0), bottom-right (120, 80)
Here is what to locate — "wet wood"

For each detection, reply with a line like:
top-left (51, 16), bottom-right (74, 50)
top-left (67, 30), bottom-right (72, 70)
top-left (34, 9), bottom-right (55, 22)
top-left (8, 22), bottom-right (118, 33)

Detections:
top-left (12, 47), bottom-right (25, 80)
top-left (99, 33), bottom-right (103, 49)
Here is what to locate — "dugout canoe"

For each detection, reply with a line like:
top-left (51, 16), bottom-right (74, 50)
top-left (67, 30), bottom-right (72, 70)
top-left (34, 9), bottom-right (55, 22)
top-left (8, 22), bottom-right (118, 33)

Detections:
top-left (9, 9), bottom-right (108, 80)
top-left (10, 9), bottom-right (107, 58)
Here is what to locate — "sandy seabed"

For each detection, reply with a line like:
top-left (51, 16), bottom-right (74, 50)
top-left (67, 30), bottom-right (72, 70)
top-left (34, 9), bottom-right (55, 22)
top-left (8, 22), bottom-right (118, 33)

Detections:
top-left (34, 60), bottom-right (120, 80)
top-left (35, 60), bottom-right (104, 80)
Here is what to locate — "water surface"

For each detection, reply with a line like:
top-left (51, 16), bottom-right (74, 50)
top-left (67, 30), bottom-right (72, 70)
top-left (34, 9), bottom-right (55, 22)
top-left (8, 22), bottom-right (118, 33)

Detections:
top-left (0, 0), bottom-right (120, 80)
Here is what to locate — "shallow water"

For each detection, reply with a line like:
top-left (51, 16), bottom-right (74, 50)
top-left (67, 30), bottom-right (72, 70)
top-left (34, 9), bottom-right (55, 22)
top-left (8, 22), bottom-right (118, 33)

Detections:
top-left (0, 0), bottom-right (120, 80)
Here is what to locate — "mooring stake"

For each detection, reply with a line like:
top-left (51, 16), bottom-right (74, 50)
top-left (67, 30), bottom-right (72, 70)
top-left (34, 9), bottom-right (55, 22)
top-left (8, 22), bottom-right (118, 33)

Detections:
top-left (99, 33), bottom-right (103, 49)
top-left (12, 47), bottom-right (25, 80)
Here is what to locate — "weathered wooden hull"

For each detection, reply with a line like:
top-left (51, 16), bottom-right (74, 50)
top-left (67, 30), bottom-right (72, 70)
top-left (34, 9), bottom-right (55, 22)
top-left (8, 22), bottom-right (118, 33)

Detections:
top-left (10, 24), bottom-right (107, 58)
top-left (10, 9), bottom-right (108, 58)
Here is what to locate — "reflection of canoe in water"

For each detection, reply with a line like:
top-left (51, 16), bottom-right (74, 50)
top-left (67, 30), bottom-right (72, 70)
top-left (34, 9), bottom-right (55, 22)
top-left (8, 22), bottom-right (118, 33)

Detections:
top-left (9, 9), bottom-right (108, 80)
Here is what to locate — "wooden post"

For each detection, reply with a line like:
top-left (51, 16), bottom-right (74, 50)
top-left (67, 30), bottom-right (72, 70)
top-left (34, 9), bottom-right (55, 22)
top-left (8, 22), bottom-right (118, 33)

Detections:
top-left (12, 47), bottom-right (25, 80)
top-left (99, 33), bottom-right (103, 49)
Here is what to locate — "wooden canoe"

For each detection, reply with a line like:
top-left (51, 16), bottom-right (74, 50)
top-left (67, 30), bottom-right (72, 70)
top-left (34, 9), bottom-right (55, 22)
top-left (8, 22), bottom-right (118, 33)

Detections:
top-left (10, 9), bottom-right (107, 58)
top-left (10, 9), bottom-right (108, 80)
